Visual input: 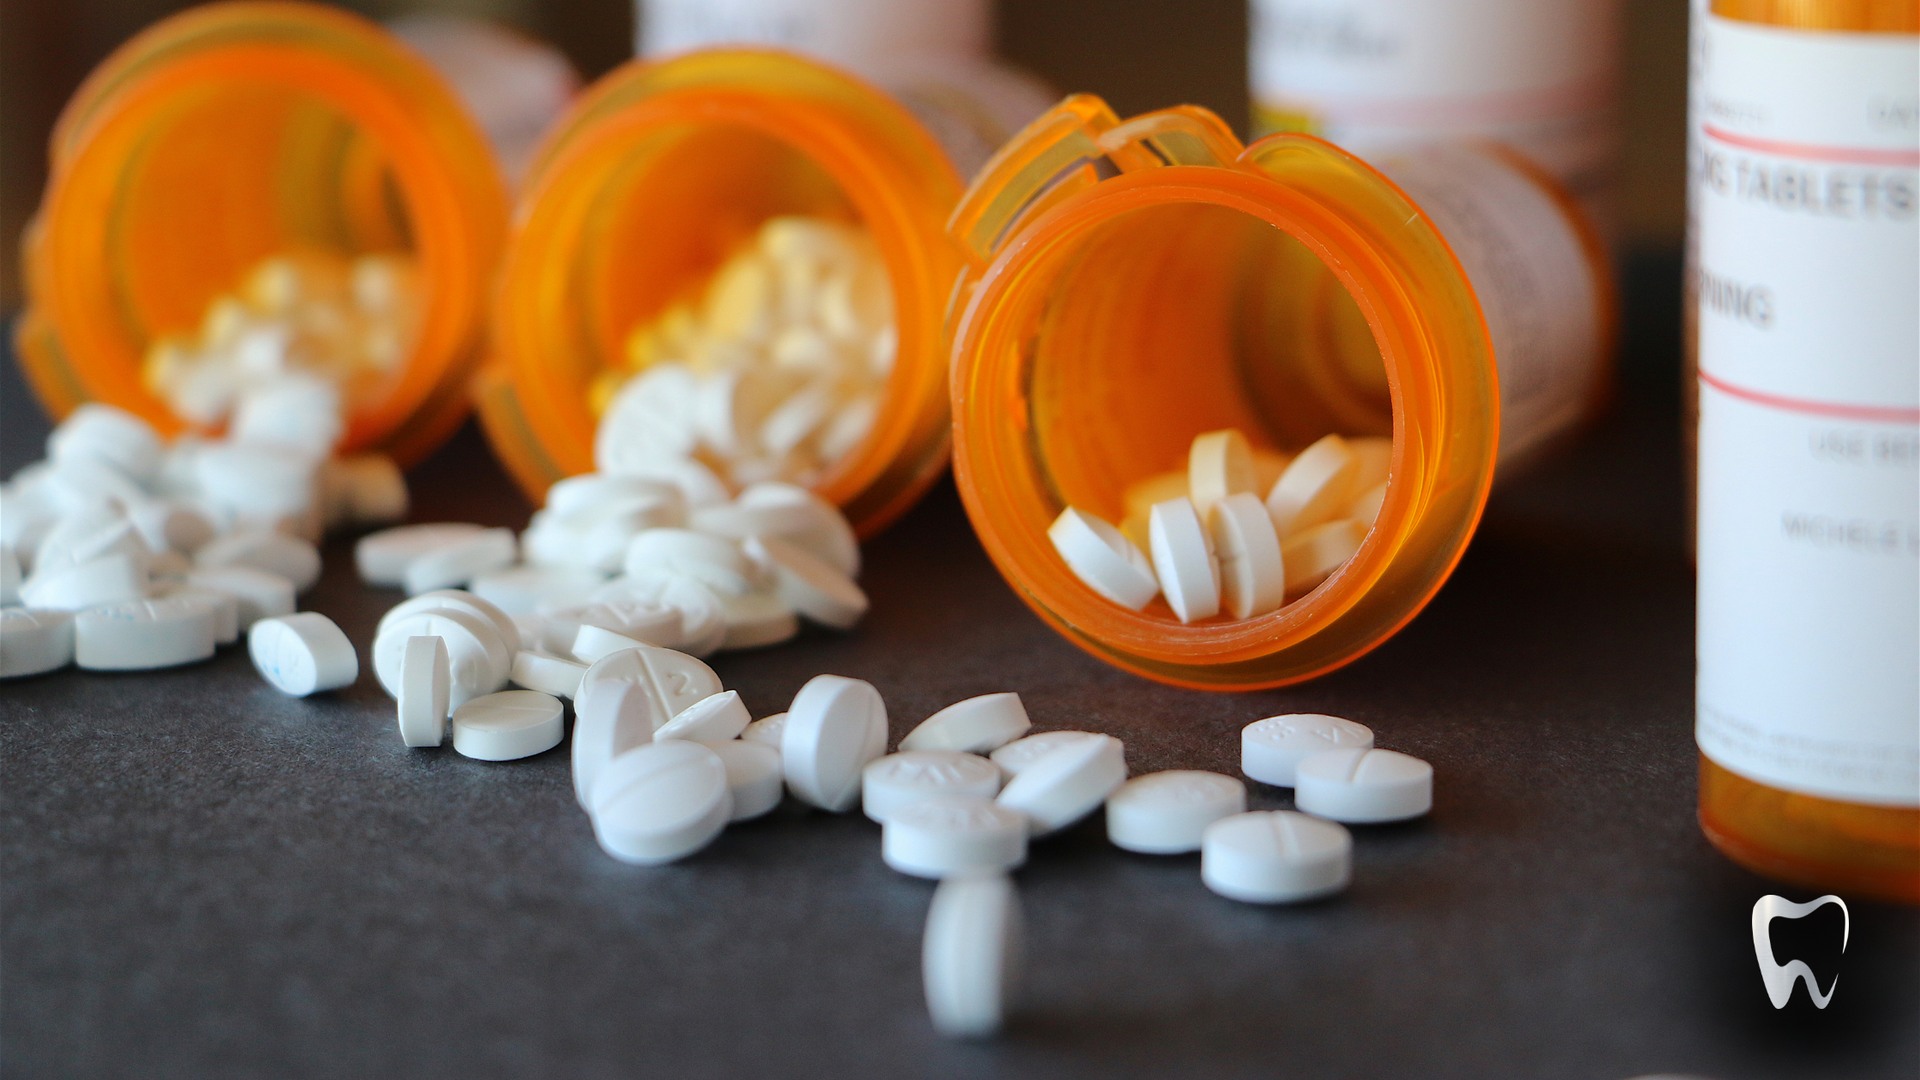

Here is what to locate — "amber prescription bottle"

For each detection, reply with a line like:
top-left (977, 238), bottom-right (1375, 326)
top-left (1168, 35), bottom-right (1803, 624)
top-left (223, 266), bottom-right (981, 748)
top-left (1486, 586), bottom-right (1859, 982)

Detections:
top-left (16, 1), bottom-right (509, 465)
top-left (479, 49), bottom-right (968, 536)
top-left (947, 96), bottom-right (1613, 691)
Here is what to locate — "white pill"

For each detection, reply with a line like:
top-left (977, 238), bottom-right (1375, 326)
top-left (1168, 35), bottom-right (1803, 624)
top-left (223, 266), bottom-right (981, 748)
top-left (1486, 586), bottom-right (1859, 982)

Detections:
top-left (863, 751), bottom-right (1003, 823)
top-left (589, 740), bottom-right (732, 864)
top-left (552, 599), bottom-right (679, 651)
top-left (470, 564), bottom-right (604, 617)
top-left (593, 571), bottom-right (727, 657)
top-left (1048, 507), bottom-right (1158, 611)
top-left (1201, 810), bottom-right (1352, 903)
top-left (451, 689), bottom-right (565, 761)
top-left (655, 689), bottom-right (752, 744)
top-left (248, 612), bottom-right (358, 695)
top-left (47, 403), bottom-right (163, 483)
top-left (922, 873), bottom-right (1021, 1039)
top-left (885, 795), bottom-right (1027, 879)
top-left (989, 730), bottom-right (1101, 777)
top-left (745, 534), bottom-right (867, 629)
top-left (159, 586), bottom-right (239, 644)
top-left (711, 740), bottom-right (784, 821)
top-left (995, 733), bottom-right (1127, 836)
top-left (1148, 497), bottom-right (1219, 623)
top-left (1208, 493), bottom-right (1286, 619)
top-left (736, 482), bottom-right (860, 577)
top-left (20, 552), bottom-right (147, 612)
top-left (510, 649), bottom-right (587, 698)
top-left (1265, 434), bottom-right (1358, 538)
top-left (1, 608), bottom-right (75, 678)
top-left (75, 596), bottom-right (216, 670)
top-left (196, 531), bottom-right (321, 593)
top-left (1294, 747), bottom-right (1433, 823)
top-left (374, 608), bottom-right (509, 710)
top-left (741, 711), bottom-right (787, 747)
top-left (1281, 519), bottom-right (1367, 597)
top-left (718, 590), bottom-right (799, 650)
top-left (1105, 770), bottom-right (1248, 854)
top-left (398, 636), bottom-right (451, 746)
top-left (572, 678), bottom-right (659, 807)
top-left (545, 473), bottom-right (685, 520)
top-left (782, 674), bottom-right (889, 812)
top-left (403, 527), bottom-right (516, 595)
top-left (1187, 428), bottom-right (1255, 520)
top-left (571, 622), bottom-right (651, 664)
top-left (194, 442), bottom-right (318, 519)
top-left (900, 693), bottom-right (1032, 755)
top-left (379, 589), bottom-right (522, 655)
top-left (355, 523), bottom-right (485, 587)
top-left (186, 566), bottom-right (295, 629)
top-left (623, 528), bottom-right (756, 598)
top-left (1241, 713), bottom-right (1375, 788)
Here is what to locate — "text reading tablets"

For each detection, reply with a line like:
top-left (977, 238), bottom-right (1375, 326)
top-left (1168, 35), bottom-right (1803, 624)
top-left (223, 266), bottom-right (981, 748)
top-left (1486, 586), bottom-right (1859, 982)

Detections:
top-left (355, 523), bottom-right (485, 586)
top-left (1048, 507), bottom-right (1158, 611)
top-left (1148, 497), bottom-right (1220, 623)
top-left (1, 608), bottom-right (75, 678)
top-left (510, 649), bottom-right (587, 699)
top-left (782, 674), bottom-right (888, 812)
top-left (1293, 748), bottom-right (1433, 823)
top-left (398, 636), bottom-right (451, 746)
top-left (74, 597), bottom-right (217, 670)
top-left (745, 534), bottom-right (868, 629)
top-left (451, 690), bottom-right (565, 761)
top-left (1201, 810), bottom-right (1352, 904)
top-left (403, 527), bottom-right (517, 595)
top-left (589, 740), bottom-right (732, 864)
top-left (249, 612), bottom-right (358, 696)
top-left (1241, 714), bottom-right (1375, 788)
top-left (741, 712), bottom-right (787, 747)
top-left (711, 740), bottom-right (784, 821)
top-left (655, 689), bottom-right (752, 745)
top-left (900, 693), bottom-right (1031, 755)
top-left (923, 874), bottom-right (1022, 1039)
top-left (1208, 493), bottom-right (1286, 620)
top-left (862, 751), bottom-right (1003, 823)
top-left (884, 796), bottom-right (1027, 879)
top-left (989, 731), bottom-right (1101, 777)
top-left (996, 734), bottom-right (1127, 836)
top-left (1105, 771), bottom-right (1248, 854)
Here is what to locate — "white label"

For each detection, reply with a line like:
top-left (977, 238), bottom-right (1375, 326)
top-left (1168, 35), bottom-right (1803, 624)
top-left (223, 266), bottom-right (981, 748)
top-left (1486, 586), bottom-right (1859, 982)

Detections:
top-left (1694, 17), bottom-right (1920, 806)
top-left (1370, 144), bottom-right (1606, 472)
top-left (1248, 0), bottom-right (1621, 222)
top-left (639, 0), bottom-right (988, 68)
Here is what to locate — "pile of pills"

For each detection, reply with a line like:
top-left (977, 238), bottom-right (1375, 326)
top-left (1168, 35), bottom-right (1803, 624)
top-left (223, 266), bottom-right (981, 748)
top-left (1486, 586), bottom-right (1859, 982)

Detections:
top-left (592, 216), bottom-right (895, 491)
top-left (1051, 429), bottom-right (1390, 622)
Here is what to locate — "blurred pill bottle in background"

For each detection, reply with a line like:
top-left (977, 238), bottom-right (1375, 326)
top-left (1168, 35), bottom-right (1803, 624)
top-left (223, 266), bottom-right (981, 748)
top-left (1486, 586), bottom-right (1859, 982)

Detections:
top-left (389, 14), bottom-right (580, 191)
top-left (1692, 0), bottom-right (1920, 904)
top-left (14, 0), bottom-right (509, 466)
top-left (946, 96), bottom-right (1613, 689)
top-left (1247, 0), bottom-right (1623, 240)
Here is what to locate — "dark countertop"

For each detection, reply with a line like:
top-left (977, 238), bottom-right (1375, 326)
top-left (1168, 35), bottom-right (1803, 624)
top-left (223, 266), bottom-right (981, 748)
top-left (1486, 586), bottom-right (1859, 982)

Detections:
top-left (4, 257), bottom-right (1916, 1079)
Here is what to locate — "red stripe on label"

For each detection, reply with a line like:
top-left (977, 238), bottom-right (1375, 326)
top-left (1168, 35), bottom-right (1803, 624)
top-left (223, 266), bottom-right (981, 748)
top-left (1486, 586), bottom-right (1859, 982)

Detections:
top-left (1704, 125), bottom-right (1920, 167)
top-left (1700, 370), bottom-right (1920, 423)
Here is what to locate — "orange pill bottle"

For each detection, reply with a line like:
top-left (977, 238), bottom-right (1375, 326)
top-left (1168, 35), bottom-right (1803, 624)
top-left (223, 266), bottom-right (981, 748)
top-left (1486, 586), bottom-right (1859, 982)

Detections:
top-left (15, 1), bottom-right (509, 464)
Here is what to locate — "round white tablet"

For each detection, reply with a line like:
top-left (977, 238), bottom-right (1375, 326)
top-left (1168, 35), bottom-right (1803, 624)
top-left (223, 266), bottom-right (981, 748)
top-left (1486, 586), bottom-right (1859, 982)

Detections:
top-left (655, 689), bottom-right (752, 745)
top-left (1148, 497), bottom-right (1220, 623)
top-left (1241, 714), bottom-right (1375, 788)
top-left (592, 572), bottom-right (727, 657)
top-left (551, 597), bottom-right (682, 650)
top-left (1200, 810), bottom-right (1352, 904)
top-left (711, 740), bottom-right (784, 821)
top-left (510, 649), bottom-right (587, 698)
top-left (900, 693), bottom-right (1031, 754)
top-left (718, 590), bottom-right (799, 650)
top-left (403, 527), bottom-right (517, 595)
top-left (1208, 493), bottom-right (1286, 619)
top-left (20, 552), bottom-right (147, 612)
top-left (781, 674), bottom-right (889, 812)
top-left (884, 796), bottom-right (1027, 879)
top-left (1047, 507), bottom-right (1158, 611)
top-left (355, 523), bottom-right (484, 586)
top-left (741, 712), bottom-right (787, 747)
top-left (988, 730), bottom-right (1101, 777)
top-left (450, 689), bottom-right (565, 761)
top-left (74, 597), bottom-right (217, 670)
top-left (995, 733), bottom-right (1127, 836)
top-left (248, 612), bottom-right (358, 696)
top-left (373, 608), bottom-right (509, 710)
top-left (1105, 770), bottom-right (1247, 854)
top-left (589, 740), bottom-right (732, 864)
top-left (863, 751), bottom-right (1003, 823)
top-left (398, 635), bottom-right (450, 747)
top-left (745, 534), bottom-right (868, 629)
top-left (196, 531), bottom-right (322, 593)
top-left (469, 564), bottom-right (604, 616)
top-left (186, 566), bottom-right (295, 629)
top-left (922, 873), bottom-right (1021, 1039)
top-left (624, 528), bottom-right (755, 596)
top-left (1293, 747), bottom-right (1433, 823)
top-left (571, 678), bottom-right (661, 808)
top-left (379, 589), bottom-right (521, 655)
top-left (736, 481), bottom-right (861, 577)
top-left (1, 608), bottom-right (75, 678)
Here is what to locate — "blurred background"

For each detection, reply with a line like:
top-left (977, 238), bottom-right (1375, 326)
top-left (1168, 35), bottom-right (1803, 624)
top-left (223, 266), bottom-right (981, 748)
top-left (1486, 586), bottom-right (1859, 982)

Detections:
top-left (0, 0), bottom-right (1687, 314)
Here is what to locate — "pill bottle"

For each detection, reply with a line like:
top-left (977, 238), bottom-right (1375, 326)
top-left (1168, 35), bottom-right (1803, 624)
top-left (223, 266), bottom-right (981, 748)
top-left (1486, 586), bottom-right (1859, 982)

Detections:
top-left (947, 95), bottom-right (1613, 690)
top-left (478, 49), bottom-right (971, 535)
top-left (1248, 0), bottom-right (1623, 236)
top-left (1692, 0), bottom-right (1919, 903)
top-left (14, 1), bottom-right (510, 466)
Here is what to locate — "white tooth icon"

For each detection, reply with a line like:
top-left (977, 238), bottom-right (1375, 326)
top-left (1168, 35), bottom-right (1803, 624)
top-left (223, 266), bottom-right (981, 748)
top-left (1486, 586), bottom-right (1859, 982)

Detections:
top-left (1751, 894), bottom-right (1849, 1009)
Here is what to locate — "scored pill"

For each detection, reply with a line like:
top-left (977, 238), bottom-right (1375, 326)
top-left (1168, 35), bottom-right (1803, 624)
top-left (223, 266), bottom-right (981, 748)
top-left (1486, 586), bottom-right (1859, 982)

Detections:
top-left (1293, 747), bottom-right (1433, 823)
top-left (862, 751), bottom-right (1004, 823)
top-left (1241, 713), bottom-right (1375, 788)
top-left (1201, 810), bottom-right (1352, 904)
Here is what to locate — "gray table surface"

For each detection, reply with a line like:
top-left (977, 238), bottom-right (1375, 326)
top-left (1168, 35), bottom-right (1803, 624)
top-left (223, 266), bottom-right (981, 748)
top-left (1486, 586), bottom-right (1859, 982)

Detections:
top-left (4, 259), bottom-right (1916, 1079)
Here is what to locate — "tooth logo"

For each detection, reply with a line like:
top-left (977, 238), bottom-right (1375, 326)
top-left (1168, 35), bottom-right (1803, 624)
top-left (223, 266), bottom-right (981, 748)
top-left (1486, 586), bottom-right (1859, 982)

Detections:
top-left (1751, 894), bottom-right (1849, 1009)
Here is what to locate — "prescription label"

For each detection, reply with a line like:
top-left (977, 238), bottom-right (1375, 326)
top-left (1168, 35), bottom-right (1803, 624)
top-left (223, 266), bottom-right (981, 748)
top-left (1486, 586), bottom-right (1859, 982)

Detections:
top-left (1694, 17), bottom-right (1919, 806)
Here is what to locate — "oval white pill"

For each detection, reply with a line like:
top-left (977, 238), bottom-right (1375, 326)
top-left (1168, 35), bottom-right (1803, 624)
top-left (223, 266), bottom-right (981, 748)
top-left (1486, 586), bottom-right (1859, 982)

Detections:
top-left (1048, 507), bottom-right (1158, 611)
top-left (863, 751), bottom-right (1003, 823)
top-left (1265, 433), bottom-right (1358, 538)
top-left (1241, 713), bottom-right (1375, 788)
top-left (248, 612), bottom-right (358, 696)
top-left (995, 733), bottom-right (1127, 836)
top-left (186, 566), bottom-right (295, 629)
top-left (1200, 810), bottom-right (1352, 904)
top-left (451, 689), bottom-right (565, 761)
top-left (741, 711), bottom-right (787, 747)
top-left (989, 730), bottom-right (1100, 777)
top-left (1148, 497), bottom-right (1219, 623)
top-left (589, 740), bottom-right (732, 864)
top-left (1, 608), bottom-right (75, 678)
top-left (1105, 770), bottom-right (1247, 854)
top-left (403, 527), bottom-right (517, 595)
top-left (900, 693), bottom-right (1032, 754)
top-left (712, 740), bottom-right (784, 821)
top-left (355, 523), bottom-right (484, 587)
top-left (398, 636), bottom-right (451, 747)
top-left (374, 608), bottom-right (509, 710)
top-left (75, 596), bottom-right (216, 670)
top-left (782, 674), bottom-right (888, 812)
top-left (655, 689), bottom-right (752, 745)
top-left (592, 571), bottom-right (726, 657)
top-left (745, 534), bottom-right (868, 629)
top-left (885, 795), bottom-right (1026, 879)
top-left (923, 873), bottom-right (1021, 1039)
top-left (1208, 493), bottom-right (1286, 619)
top-left (196, 531), bottom-right (321, 593)
top-left (1294, 747), bottom-right (1433, 823)
top-left (510, 649), bottom-right (587, 699)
